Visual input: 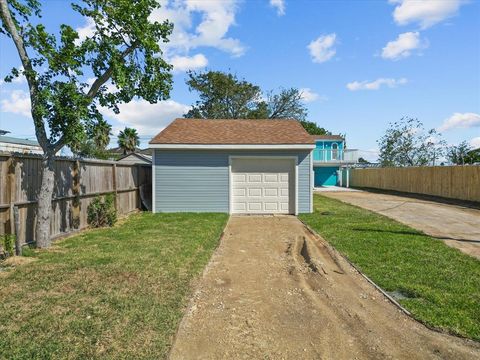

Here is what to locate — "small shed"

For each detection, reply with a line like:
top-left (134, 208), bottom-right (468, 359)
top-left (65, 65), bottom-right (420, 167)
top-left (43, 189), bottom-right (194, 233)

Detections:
top-left (149, 118), bottom-right (315, 215)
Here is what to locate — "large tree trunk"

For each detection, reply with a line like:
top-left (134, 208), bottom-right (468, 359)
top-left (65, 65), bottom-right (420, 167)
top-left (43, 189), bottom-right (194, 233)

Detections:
top-left (35, 153), bottom-right (55, 248)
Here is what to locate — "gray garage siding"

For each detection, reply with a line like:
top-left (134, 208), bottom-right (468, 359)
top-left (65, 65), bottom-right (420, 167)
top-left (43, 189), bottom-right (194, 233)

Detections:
top-left (153, 149), bottom-right (312, 213)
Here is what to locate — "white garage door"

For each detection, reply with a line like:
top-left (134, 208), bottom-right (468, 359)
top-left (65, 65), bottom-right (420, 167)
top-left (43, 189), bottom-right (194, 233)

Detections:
top-left (231, 158), bottom-right (295, 214)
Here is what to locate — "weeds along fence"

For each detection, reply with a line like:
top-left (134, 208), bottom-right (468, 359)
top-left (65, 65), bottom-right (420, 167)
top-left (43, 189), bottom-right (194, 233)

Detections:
top-left (349, 165), bottom-right (480, 202)
top-left (0, 152), bottom-right (152, 246)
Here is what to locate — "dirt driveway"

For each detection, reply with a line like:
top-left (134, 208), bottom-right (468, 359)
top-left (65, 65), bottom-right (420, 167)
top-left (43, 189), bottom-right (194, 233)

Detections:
top-left (321, 190), bottom-right (480, 259)
top-left (169, 216), bottom-right (479, 359)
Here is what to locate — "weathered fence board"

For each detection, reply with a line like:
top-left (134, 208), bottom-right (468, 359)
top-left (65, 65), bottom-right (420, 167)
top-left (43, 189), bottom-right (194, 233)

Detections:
top-left (0, 153), bottom-right (151, 246)
top-left (349, 165), bottom-right (480, 202)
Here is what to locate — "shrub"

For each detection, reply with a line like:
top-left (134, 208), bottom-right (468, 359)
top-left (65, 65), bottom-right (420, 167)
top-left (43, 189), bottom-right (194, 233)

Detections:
top-left (87, 195), bottom-right (117, 228)
top-left (2, 235), bottom-right (15, 258)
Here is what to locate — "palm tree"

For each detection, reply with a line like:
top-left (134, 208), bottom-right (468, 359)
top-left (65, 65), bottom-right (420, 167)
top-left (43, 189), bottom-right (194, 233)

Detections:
top-left (118, 127), bottom-right (140, 155)
top-left (93, 119), bottom-right (112, 150)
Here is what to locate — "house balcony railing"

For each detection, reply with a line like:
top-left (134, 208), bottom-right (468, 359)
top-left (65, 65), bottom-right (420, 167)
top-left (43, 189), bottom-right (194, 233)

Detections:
top-left (312, 149), bottom-right (359, 164)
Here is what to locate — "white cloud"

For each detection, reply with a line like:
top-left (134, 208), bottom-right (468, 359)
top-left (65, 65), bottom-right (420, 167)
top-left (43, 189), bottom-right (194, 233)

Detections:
top-left (151, 0), bottom-right (245, 60)
top-left (307, 33), bottom-right (337, 63)
top-left (390, 0), bottom-right (466, 29)
top-left (346, 78), bottom-right (408, 91)
top-left (438, 112), bottom-right (480, 132)
top-left (381, 32), bottom-right (426, 60)
top-left (299, 88), bottom-right (327, 103)
top-left (469, 137), bottom-right (480, 149)
top-left (270, 0), bottom-right (286, 16)
top-left (0, 90), bottom-right (31, 117)
top-left (170, 53), bottom-right (208, 73)
top-left (101, 99), bottom-right (189, 136)
top-left (75, 17), bottom-right (96, 44)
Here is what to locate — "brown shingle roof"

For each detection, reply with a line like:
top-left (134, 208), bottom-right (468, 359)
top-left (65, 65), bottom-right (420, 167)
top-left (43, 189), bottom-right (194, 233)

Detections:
top-left (150, 119), bottom-right (315, 145)
top-left (311, 134), bottom-right (344, 141)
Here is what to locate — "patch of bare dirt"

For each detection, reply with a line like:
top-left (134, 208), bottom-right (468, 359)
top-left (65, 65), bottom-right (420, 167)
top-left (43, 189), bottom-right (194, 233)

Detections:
top-left (169, 216), bottom-right (480, 360)
top-left (1, 256), bottom-right (36, 267)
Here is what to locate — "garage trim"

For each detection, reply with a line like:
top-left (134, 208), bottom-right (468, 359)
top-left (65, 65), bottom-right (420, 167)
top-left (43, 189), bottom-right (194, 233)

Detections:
top-left (152, 149), bottom-right (156, 213)
top-left (151, 144), bottom-right (314, 150)
top-left (228, 155), bottom-right (298, 215)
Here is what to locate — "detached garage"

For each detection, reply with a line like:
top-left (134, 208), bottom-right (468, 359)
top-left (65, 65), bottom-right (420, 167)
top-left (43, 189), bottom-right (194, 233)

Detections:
top-left (149, 118), bottom-right (315, 215)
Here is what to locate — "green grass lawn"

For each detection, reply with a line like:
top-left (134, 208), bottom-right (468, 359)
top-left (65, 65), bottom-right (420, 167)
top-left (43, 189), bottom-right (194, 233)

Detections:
top-left (0, 212), bottom-right (228, 360)
top-left (300, 194), bottom-right (480, 341)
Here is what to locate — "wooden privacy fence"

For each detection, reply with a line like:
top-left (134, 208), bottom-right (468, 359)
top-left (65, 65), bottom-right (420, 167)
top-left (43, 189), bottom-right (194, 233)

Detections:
top-left (349, 165), bottom-right (480, 202)
top-left (0, 153), bottom-right (151, 246)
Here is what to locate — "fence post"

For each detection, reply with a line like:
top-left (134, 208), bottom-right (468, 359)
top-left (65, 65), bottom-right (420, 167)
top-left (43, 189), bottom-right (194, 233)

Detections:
top-left (71, 160), bottom-right (81, 229)
top-left (7, 156), bottom-right (16, 238)
top-left (13, 206), bottom-right (21, 256)
top-left (137, 164), bottom-right (141, 209)
top-left (112, 163), bottom-right (118, 210)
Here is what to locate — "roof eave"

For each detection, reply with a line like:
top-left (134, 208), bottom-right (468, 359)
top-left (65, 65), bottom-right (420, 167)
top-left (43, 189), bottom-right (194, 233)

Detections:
top-left (149, 144), bottom-right (315, 150)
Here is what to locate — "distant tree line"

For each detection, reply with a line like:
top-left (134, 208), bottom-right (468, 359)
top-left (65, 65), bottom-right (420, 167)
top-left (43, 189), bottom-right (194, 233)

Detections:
top-left (377, 117), bottom-right (479, 167)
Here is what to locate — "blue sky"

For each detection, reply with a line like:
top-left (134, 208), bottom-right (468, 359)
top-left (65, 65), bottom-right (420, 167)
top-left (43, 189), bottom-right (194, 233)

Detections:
top-left (0, 0), bottom-right (479, 158)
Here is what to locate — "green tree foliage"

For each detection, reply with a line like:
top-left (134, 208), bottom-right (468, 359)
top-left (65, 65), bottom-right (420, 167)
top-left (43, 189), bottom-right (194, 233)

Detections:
top-left (0, 0), bottom-right (173, 247)
top-left (467, 148), bottom-right (480, 163)
top-left (71, 139), bottom-right (111, 159)
top-left (185, 71), bottom-right (264, 119)
top-left (378, 117), bottom-right (447, 167)
top-left (298, 120), bottom-right (330, 136)
top-left (266, 88), bottom-right (308, 120)
top-left (71, 118), bottom-right (112, 159)
top-left (447, 141), bottom-right (480, 165)
top-left (92, 119), bottom-right (112, 149)
top-left (184, 70), bottom-right (326, 134)
top-left (118, 127), bottom-right (140, 155)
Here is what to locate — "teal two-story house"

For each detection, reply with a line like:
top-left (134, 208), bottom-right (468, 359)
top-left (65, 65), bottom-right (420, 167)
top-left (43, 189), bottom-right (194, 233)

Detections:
top-left (312, 135), bottom-right (358, 187)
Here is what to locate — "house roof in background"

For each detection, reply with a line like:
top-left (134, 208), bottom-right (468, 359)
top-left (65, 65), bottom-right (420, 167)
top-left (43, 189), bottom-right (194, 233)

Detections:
top-left (117, 152), bottom-right (152, 162)
top-left (150, 118), bottom-right (315, 145)
top-left (0, 135), bottom-right (40, 147)
top-left (311, 134), bottom-right (344, 141)
top-left (107, 147), bottom-right (152, 155)
top-left (107, 146), bottom-right (141, 154)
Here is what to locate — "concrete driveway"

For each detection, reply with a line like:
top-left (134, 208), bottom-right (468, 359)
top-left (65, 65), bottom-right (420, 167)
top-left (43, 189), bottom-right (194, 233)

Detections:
top-left (169, 216), bottom-right (479, 359)
top-left (321, 190), bottom-right (480, 259)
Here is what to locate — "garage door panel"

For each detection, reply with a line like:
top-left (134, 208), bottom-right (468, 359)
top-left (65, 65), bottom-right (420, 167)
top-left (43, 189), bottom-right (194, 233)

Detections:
top-left (231, 158), bottom-right (294, 214)
top-left (264, 174), bottom-right (278, 182)
top-left (264, 188), bottom-right (278, 197)
top-left (233, 202), bottom-right (246, 211)
top-left (264, 202), bottom-right (279, 211)
top-left (233, 174), bottom-right (247, 183)
top-left (248, 174), bottom-right (262, 182)
top-left (232, 188), bottom-right (246, 196)
top-left (248, 188), bottom-right (262, 197)
top-left (248, 202), bottom-right (262, 211)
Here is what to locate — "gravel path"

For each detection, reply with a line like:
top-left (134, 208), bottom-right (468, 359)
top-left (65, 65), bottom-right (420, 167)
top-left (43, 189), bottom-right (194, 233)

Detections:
top-left (169, 216), bottom-right (480, 359)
